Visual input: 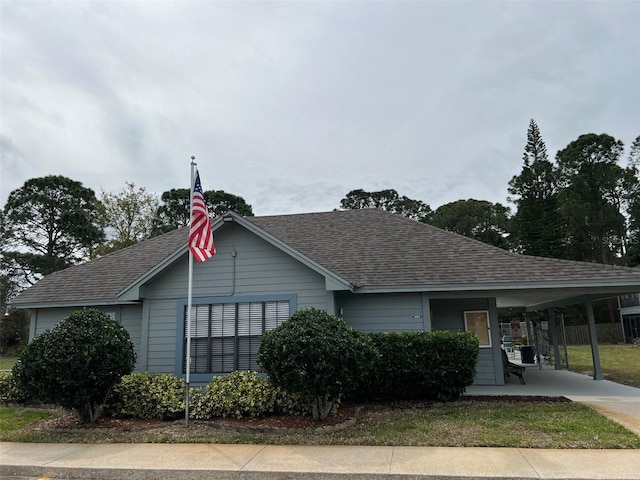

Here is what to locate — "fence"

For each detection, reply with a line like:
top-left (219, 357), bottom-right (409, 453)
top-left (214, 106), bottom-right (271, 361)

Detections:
top-left (564, 322), bottom-right (624, 345)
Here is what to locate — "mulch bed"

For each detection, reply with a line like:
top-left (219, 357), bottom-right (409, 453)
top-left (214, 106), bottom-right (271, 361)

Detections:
top-left (36, 396), bottom-right (571, 433)
top-left (39, 403), bottom-right (361, 432)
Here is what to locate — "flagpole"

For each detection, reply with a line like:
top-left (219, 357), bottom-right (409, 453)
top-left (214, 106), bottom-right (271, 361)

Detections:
top-left (185, 156), bottom-right (197, 427)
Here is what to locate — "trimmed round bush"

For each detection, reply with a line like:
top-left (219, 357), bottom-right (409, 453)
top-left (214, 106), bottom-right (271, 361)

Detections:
top-left (12, 308), bottom-right (136, 423)
top-left (258, 308), bottom-right (376, 420)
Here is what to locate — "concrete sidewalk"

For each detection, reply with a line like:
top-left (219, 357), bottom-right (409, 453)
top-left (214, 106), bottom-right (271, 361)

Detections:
top-left (1, 442), bottom-right (640, 480)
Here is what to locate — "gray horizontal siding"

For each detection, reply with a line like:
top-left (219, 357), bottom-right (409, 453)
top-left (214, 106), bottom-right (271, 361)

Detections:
top-left (142, 224), bottom-right (331, 375)
top-left (31, 308), bottom-right (74, 338)
top-left (146, 299), bottom-right (179, 373)
top-left (147, 224), bottom-right (327, 304)
top-left (338, 292), bottom-right (426, 333)
top-left (474, 349), bottom-right (498, 385)
top-left (120, 305), bottom-right (143, 370)
top-left (430, 298), bottom-right (491, 332)
top-left (32, 306), bottom-right (131, 338)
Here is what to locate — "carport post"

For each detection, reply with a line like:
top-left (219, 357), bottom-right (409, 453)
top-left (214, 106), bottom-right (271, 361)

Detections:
top-left (548, 309), bottom-right (563, 370)
top-left (585, 301), bottom-right (604, 380)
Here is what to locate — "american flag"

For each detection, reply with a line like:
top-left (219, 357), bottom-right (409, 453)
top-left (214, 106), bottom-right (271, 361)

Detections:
top-left (189, 170), bottom-right (216, 262)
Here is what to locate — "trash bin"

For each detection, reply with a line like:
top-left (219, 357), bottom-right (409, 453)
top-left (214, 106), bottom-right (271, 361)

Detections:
top-left (520, 345), bottom-right (535, 364)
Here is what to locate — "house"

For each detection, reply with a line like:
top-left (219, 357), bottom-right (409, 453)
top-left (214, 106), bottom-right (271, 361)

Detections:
top-left (10, 209), bottom-right (640, 385)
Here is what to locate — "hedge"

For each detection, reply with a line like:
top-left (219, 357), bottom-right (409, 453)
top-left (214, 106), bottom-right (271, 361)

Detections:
top-left (356, 330), bottom-right (479, 402)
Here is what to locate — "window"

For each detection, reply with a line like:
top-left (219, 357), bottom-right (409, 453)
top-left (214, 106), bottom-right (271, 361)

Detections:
top-left (464, 310), bottom-right (491, 347)
top-left (183, 300), bottom-right (290, 374)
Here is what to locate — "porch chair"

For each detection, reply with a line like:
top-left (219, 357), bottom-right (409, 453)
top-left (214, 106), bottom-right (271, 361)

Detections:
top-left (501, 349), bottom-right (526, 384)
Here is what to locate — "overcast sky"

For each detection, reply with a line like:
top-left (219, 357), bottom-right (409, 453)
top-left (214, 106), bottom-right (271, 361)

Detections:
top-left (1, 1), bottom-right (639, 217)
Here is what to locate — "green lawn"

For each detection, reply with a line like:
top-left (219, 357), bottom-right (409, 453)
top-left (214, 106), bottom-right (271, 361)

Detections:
top-left (0, 356), bottom-right (17, 371)
top-left (567, 344), bottom-right (640, 388)
top-left (1, 401), bottom-right (638, 448)
top-left (0, 407), bottom-right (54, 432)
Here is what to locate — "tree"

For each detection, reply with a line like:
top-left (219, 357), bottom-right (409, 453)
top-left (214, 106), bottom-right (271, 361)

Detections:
top-left (0, 211), bottom-right (21, 315)
top-left (623, 135), bottom-right (640, 266)
top-left (508, 119), bottom-right (565, 257)
top-left (12, 308), bottom-right (136, 423)
top-left (339, 189), bottom-right (432, 222)
top-left (151, 188), bottom-right (191, 235)
top-left (0, 308), bottom-right (29, 355)
top-left (97, 182), bottom-right (159, 254)
top-left (258, 308), bottom-right (376, 420)
top-left (1, 176), bottom-right (105, 286)
top-left (628, 135), bottom-right (640, 170)
top-left (556, 133), bottom-right (627, 264)
top-left (430, 199), bottom-right (512, 249)
top-left (151, 188), bottom-right (254, 235)
top-left (206, 190), bottom-right (254, 217)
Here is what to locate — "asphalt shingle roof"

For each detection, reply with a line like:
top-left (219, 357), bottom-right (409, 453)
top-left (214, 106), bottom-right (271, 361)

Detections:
top-left (11, 227), bottom-right (186, 306)
top-left (247, 209), bottom-right (640, 287)
top-left (11, 208), bottom-right (640, 307)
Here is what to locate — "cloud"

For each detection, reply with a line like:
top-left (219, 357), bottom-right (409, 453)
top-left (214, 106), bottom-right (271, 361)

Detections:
top-left (1, 1), bottom-right (639, 216)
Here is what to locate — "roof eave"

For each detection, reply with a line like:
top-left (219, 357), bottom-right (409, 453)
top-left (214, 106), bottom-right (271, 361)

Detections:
top-left (353, 278), bottom-right (640, 294)
top-left (353, 280), bottom-right (640, 310)
top-left (9, 299), bottom-right (140, 310)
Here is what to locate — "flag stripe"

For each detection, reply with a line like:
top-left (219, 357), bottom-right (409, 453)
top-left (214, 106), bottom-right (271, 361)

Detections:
top-left (189, 170), bottom-right (216, 262)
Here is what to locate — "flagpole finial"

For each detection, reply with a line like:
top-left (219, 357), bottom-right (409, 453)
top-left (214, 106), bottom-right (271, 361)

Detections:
top-left (191, 155), bottom-right (196, 166)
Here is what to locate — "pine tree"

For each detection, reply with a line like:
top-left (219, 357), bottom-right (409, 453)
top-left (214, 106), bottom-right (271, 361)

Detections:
top-left (508, 120), bottom-right (564, 257)
top-left (624, 135), bottom-right (640, 266)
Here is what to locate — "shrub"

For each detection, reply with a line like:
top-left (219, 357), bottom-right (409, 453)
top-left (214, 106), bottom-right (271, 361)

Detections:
top-left (258, 308), bottom-right (377, 420)
top-left (359, 331), bottom-right (479, 402)
top-left (417, 330), bottom-right (479, 401)
top-left (0, 371), bottom-right (27, 405)
top-left (188, 386), bottom-right (210, 419)
top-left (12, 308), bottom-right (136, 423)
top-left (190, 371), bottom-right (276, 419)
top-left (105, 373), bottom-right (185, 420)
top-left (273, 389), bottom-right (312, 417)
top-left (189, 371), bottom-right (312, 420)
top-left (362, 332), bottom-right (412, 399)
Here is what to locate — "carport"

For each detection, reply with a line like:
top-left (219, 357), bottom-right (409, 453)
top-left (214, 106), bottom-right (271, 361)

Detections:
top-left (494, 281), bottom-right (640, 381)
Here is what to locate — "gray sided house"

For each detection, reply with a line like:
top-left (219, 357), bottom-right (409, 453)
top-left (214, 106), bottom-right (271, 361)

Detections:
top-left (11, 209), bottom-right (640, 385)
